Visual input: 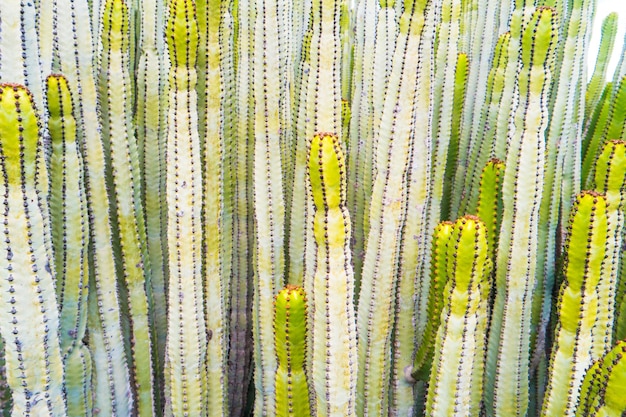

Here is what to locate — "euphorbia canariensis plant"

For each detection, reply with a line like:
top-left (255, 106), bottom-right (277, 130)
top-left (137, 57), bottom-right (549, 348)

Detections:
top-left (0, 0), bottom-right (625, 415)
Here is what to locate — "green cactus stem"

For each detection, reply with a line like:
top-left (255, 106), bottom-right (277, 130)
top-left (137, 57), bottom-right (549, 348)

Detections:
top-left (0, 83), bottom-right (66, 416)
top-left (424, 215), bottom-right (491, 417)
top-left (475, 158), bottom-right (504, 259)
top-left (591, 140), bottom-right (626, 345)
top-left (575, 340), bottom-right (626, 416)
top-left (308, 133), bottom-right (357, 416)
top-left (46, 74), bottom-right (94, 417)
top-left (163, 0), bottom-right (208, 414)
top-left (586, 12), bottom-right (618, 120)
top-left (484, 7), bottom-right (557, 416)
top-left (541, 191), bottom-right (610, 417)
top-left (412, 221), bottom-right (454, 380)
top-left (273, 285), bottom-right (311, 417)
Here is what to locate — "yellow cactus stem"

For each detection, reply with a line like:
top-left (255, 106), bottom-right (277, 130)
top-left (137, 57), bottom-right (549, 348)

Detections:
top-left (412, 221), bottom-right (454, 380)
top-left (575, 340), bottom-right (626, 416)
top-left (274, 285), bottom-right (311, 417)
top-left (591, 140), bottom-right (626, 345)
top-left (541, 191), bottom-right (610, 417)
top-left (424, 215), bottom-right (492, 417)
top-left (308, 133), bottom-right (358, 417)
top-left (0, 83), bottom-right (67, 416)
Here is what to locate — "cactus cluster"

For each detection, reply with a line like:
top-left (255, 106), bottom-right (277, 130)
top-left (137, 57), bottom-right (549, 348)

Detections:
top-left (0, 0), bottom-right (625, 416)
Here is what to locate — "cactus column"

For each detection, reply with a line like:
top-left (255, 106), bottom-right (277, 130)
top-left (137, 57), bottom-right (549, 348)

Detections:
top-left (164, 0), bottom-right (208, 414)
top-left (0, 83), bottom-right (67, 417)
top-left (308, 133), bottom-right (358, 416)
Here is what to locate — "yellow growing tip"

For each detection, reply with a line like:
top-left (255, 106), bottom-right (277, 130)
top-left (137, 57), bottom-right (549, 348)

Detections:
top-left (308, 133), bottom-right (346, 211)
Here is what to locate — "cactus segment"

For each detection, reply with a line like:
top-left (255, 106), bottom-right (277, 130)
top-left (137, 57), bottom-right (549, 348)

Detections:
top-left (484, 7), bottom-right (557, 416)
top-left (164, 0), bottom-right (208, 414)
top-left (424, 216), bottom-right (492, 417)
top-left (575, 340), bottom-right (626, 416)
top-left (476, 159), bottom-right (504, 260)
top-left (356, 0), bottom-right (430, 414)
top-left (442, 52), bottom-right (469, 221)
top-left (308, 133), bottom-right (357, 417)
top-left (197, 0), bottom-right (231, 412)
top-left (98, 0), bottom-right (155, 414)
top-left (592, 140), bottom-right (626, 346)
top-left (135, 0), bottom-right (168, 399)
top-left (586, 13), bottom-right (618, 120)
top-left (47, 74), bottom-right (90, 354)
top-left (412, 221), bottom-right (454, 379)
top-left (46, 75), bottom-right (94, 416)
top-left (250, 0), bottom-right (288, 412)
top-left (227, 0), bottom-right (255, 413)
top-left (0, 83), bottom-right (67, 416)
top-left (273, 285), bottom-right (311, 417)
top-left (541, 191), bottom-right (610, 417)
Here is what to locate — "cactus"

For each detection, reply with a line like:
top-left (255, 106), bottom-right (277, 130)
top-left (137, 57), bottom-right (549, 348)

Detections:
top-left (273, 285), bottom-right (311, 417)
top-left (575, 340), bottom-right (626, 416)
top-left (0, 0), bottom-right (626, 416)
top-left (46, 74), bottom-right (93, 417)
top-left (163, 0), bottom-right (208, 414)
top-left (0, 83), bottom-right (66, 416)
top-left (308, 133), bottom-right (357, 416)
top-left (424, 215), bottom-right (491, 417)
top-left (541, 191), bottom-right (610, 416)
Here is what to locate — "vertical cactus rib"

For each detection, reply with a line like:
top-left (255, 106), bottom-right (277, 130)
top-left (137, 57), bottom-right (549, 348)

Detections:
top-left (308, 133), bottom-right (357, 416)
top-left (592, 140), bottom-right (625, 346)
top-left (98, 0), bottom-right (155, 414)
top-left (0, 83), bottom-right (67, 416)
top-left (541, 191), bottom-right (610, 417)
top-left (46, 74), bottom-right (93, 417)
top-left (273, 285), bottom-right (311, 417)
top-left (484, 7), bottom-right (556, 417)
top-left (164, 0), bottom-right (208, 414)
top-left (355, 0), bottom-right (430, 414)
top-left (424, 216), bottom-right (491, 417)
top-left (251, 0), bottom-right (286, 410)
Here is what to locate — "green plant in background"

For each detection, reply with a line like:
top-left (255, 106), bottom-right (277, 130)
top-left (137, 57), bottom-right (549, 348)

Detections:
top-left (0, 0), bottom-right (625, 416)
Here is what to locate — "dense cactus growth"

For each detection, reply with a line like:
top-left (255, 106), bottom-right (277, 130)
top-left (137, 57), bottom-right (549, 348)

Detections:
top-left (0, 0), bottom-right (625, 416)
